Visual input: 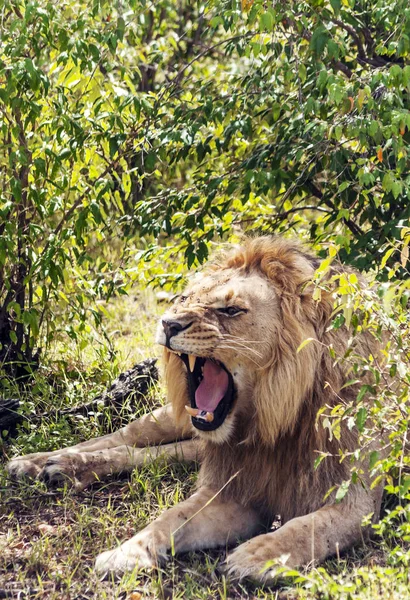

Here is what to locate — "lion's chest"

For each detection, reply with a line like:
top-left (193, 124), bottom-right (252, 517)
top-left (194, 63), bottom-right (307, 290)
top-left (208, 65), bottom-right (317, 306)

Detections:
top-left (198, 433), bottom-right (345, 523)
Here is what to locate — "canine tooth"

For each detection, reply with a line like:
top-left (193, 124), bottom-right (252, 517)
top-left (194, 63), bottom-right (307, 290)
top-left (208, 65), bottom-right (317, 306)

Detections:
top-left (205, 412), bottom-right (214, 423)
top-left (185, 405), bottom-right (199, 417)
top-left (188, 355), bottom-right (196, 372)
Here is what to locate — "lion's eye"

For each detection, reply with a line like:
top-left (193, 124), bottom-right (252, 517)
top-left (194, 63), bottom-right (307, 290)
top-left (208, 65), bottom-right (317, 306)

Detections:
top-left (217, 306), bottom-right (245, 317)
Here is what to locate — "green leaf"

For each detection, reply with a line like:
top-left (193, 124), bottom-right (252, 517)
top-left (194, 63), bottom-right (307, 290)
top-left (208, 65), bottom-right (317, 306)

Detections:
top-left (382, 172), bottom-right (394, 193)
top-left (391, 181), bottom-right (402, 199)
top-left (145, 152), bottom-right (156, 171)
top-left (297, 338), bottom-right (315, 353)
top-left (327, 40), bottom-right (339, 59)
top-left (210, 16), bottom-right (223, 28)
top-left (310, 25), bottom-right (330, 56)
top-left (338, 181), bottom-right (350, 193)
top-left (369, 451), bottom-right (379, 470)
top-left (116, 16), bottom-right (125, 42)
top-left (330, 0), bottom-right (341, 15)
top-left (355, 407), bottom-right (367, 432)
top-left (332, 313), bottom-right (345, 329)
top-left (259, 12), bottom-right (274, 31)
top-left (399, 476), bottom-right (410, 495)
top-left (357, 384), bottom-right (373, 402)
top-left (335, 480), bottom-right (351, 503)
top-left (11, 179), bottom-right (22, 203)
top-left (109, 136), bottom-right (119, 158)
top-left (380, 247), bottom-right (396, 268)
top-left (369, 121), bottom-right (379, 138)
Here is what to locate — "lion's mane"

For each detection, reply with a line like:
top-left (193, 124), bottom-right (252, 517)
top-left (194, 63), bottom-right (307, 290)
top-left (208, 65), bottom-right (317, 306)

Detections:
top-left (164, 237), bottom-right (377, 524)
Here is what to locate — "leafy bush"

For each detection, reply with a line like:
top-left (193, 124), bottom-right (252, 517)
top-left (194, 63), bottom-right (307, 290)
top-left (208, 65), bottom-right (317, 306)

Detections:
top-left (314, 237), bottom-right (410, 558)
top-left (134, 0), bottom-right (410, 273)
top-left (1, 0), bottom-right (409, 376)
top-left (0, 0), bottom-right (205, 375)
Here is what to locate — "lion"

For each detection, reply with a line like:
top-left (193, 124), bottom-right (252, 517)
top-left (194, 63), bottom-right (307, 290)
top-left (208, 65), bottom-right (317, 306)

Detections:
top-left (7, 236), bottom-right (384, 581)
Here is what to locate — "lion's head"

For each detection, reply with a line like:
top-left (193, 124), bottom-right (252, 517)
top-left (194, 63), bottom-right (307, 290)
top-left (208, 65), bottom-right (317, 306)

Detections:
top-left (156, 237), bottom-right (338, 447)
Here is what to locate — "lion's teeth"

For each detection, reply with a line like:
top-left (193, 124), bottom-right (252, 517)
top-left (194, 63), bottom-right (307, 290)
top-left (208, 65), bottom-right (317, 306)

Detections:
top-left (185, 405), bottom-right (199, 417)
top-left (185, 406), bottom-right (215, 423)
top-left (188, 355), bottom-right (196, 372)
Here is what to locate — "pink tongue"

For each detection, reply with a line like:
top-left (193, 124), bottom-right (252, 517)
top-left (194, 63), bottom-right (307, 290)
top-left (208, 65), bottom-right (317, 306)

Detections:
top-left (195, 360), bottom-right (229, 413)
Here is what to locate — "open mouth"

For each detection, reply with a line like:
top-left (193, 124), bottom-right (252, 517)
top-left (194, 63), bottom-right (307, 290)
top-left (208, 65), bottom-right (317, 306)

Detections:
top-left (178, 354), bottom-right (235, 431)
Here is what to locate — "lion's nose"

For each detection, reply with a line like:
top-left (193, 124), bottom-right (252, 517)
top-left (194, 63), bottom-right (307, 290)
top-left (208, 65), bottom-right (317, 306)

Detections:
top-left (162, 319), bottom-right (192, 341)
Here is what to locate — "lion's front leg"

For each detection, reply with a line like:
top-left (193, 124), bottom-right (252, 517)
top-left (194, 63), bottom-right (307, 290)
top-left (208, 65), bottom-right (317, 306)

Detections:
top-left (39, 440), bottom-right (198, 491)
top-left (7, 404), bottom-right (192, 485)
top-left (225, 494), bottom-right (379, 581)
top-left (95, 486), bottom-right (262, 575)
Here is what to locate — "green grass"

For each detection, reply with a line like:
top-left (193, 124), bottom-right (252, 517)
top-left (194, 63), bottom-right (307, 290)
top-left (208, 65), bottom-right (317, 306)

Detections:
top-left (1, 290), bottom-right (409, 599)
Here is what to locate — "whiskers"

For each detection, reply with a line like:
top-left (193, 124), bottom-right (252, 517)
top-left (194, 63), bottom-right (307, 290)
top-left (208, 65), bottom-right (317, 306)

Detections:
top-left (223, 334), bottom-right (269, 345)
top-left (218, 334), bottom-right (270, 368)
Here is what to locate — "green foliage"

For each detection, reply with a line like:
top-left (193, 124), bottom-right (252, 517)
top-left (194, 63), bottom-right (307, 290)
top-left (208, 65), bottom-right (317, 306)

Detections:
top-left (131, 0), bottom-right (410, 272)
top-left (310, 239), bottom-right (410, 571)
top-left (0, 0), bottom-right (207, 374)
top-left (1, 0), bottom-right (409, 374)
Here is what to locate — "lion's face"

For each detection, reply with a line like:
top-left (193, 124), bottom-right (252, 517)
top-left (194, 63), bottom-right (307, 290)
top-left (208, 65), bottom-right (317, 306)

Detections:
top-left (156, 237), bottom-right (328, 446)
top-left (156, 268), bottom-right (280, 442)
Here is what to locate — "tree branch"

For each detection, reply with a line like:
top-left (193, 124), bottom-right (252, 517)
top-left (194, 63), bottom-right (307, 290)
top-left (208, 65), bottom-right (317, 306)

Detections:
top-left (284, 18), bottom-right (353, 78)
top-left (330, 18), bottom-right (401, 68)
top-left (305, 181), bottom-right (364, 237)
top-left (331, 18), bottom-right (366, 59)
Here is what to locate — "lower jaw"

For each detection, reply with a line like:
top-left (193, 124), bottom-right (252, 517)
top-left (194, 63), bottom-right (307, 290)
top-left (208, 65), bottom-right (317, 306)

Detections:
top-left (195, 416), bottom-right (235, 443)
top-left (190, 403), bottom-right (231, 431)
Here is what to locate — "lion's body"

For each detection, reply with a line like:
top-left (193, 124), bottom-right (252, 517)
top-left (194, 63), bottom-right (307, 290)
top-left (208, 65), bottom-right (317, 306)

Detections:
top-left (196, 317), bottom-right (371, 524)
top-left (7, 237), bottom-right (384, 581)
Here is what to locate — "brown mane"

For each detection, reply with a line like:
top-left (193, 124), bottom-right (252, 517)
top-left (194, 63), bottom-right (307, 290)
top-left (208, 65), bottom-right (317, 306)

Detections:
top-left (167, 237), bottom-right (376, 523)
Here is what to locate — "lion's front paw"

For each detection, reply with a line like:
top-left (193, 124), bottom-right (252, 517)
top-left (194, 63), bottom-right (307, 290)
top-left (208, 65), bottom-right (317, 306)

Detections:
top-left (95, 543), bottom-right (154, 576)
top-left (224, 534), bottom-right (293, 582)
top-left (95, 530), bottom-right (168, 576)
top-left (7, 455), bottom-right (49, 480)
top-left (38, 453), bottom-right (95, 491)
